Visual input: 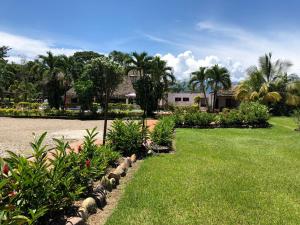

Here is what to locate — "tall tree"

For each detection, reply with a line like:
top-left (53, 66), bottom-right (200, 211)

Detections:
top-left (82, 57), bottom-right (123, 144)
top-left (126, 52), bottom-right (153, 129)
top-left (234, 53), bottom-right (294, 113)
top-left (286, 81), bottom-right (300, 107)
top-left (206, 64), bottom-right (232, 112)
top-left (37, 52), bottom-right (64, 109)
top-left (109, 51), bottom-right (131, 67)
top-left (150, 56), bottom-right (175, 107)
top-left (56, 55), bottom-right (75, 109)
top-left (189, 67), bottom-right (209, 111)
top-left (0, 46), bottom-right (10, 61)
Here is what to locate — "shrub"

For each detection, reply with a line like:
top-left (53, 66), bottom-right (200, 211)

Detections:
top-left (151, 117), bottom-right (175, 147)
top-left (293, 109), bottom-right (300, 131)
top-left (0, 129), bottom-right (120, 223)
top-left (107, 120), bottom-right (145, 156)
top-left (183, 112), bottom-right (215, 127)
top-left (239, 101), bottom-right (269, 125)
top-left (218, 109), bottom-right (243, 127)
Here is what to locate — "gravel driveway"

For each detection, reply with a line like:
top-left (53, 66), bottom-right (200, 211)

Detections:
top-left (0, 118), bottom-right (112, 157)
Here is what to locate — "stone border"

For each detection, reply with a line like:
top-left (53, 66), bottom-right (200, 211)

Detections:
top-left (65, 154), bottom-right (137, 225)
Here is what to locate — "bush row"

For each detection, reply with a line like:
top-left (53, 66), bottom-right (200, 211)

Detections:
top-left (173, 102), bottom-right (270, 128)
top-left (0, 128), bottom-right (120, 224)
top-left (0, 108), bottom-right (143, 120)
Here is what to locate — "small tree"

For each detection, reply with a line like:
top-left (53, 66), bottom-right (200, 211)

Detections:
top-left (190, 67), bottom-right (209, 111)
top-left (82, 57), bottom-right (123, 144)
top-left (194, 96), bottom-right (202, 110)
top-left (134, 75), bottom-right (163, 118)
top-left (206, 65), bottom-right (232, 112)
top-left (74, 80), bottom-right (94, 112)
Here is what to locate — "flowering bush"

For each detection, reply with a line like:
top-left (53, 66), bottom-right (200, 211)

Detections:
top-left (0, 129), bottom-right (120, 224)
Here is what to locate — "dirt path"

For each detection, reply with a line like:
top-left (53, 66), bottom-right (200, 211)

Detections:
top-left (88, 160), bottom-right (143, 225)
top-left (0, 118), bottom-right (112, 157)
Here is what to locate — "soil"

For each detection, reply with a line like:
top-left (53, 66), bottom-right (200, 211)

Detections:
top-left (87, 160), bottom-right (143, 225)
top-left (0, 118), bottom-right (112, 157)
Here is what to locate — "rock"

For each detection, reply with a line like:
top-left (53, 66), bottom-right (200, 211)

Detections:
top-left (78, 207), bottom-right (88, 220)
top-left (108, 172), bottom-right (121, 184)
top-left (94, 192), bottom-right (106, 208)
top-left (93, 184), bottom-right (106, 195)
top-left (66, 217), bottom-right (85, 225)
top-left (81, 197), bottom-right (97, 214)
top-left (100, 176), bottom-right (111, 189)
top-left (120, 161), bottom-right (129, 170)
top-left (130, 154), bottom-right (137, 163)
top-left (147, 150), bottom-right (154, 155)
top-left (151, 144), bottom-right (170, 153)
top-left (109, 178), bottom-right (116, 188)
top-left (125, 157), bottom-right (132, 167)
top-left (115, 165), bottom-right (126, 177)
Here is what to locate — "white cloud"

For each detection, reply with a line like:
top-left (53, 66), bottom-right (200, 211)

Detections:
top-left (158, 51), bottom-right (246, 82)
top-left (147, 20), bottom-right (300, 81)
top-left (0, 31), bottom-right (81, 62)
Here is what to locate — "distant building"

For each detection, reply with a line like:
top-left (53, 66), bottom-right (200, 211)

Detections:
top-left (167, 92), bottom-right (207, 107)
top-left (208, 87), bottom-right (239, 111)
top-left (64, 71), bottom-right (139, 106)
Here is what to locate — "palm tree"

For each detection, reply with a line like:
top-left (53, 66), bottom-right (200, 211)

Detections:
top-left (126, 52), bottom-right (153, 77)
top-left (234, 53), bottom-right (293, 107)
top-left (206, 65), bottom-right (231, 112)
top-left (286, 81), bottom-right (300, 107)
top-left (56, 55), bottom-right (74, 110)
top-left (150, 56), bottom-right (175, 107)
top-left (126, 52), bottom-right (153, 131)
top-left (37, 52), bottom-right (64, 109)
top-left (189, 67), bottom-right (209, 111)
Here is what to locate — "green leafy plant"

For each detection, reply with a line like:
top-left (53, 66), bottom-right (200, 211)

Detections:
top-left (239, 101), bottom-right (269, 125)
top-left (0, 128), bottom-right (120, 224)
top-left (293, 109), bottom-right (300, 131)
top-left (151, 117), bottom-right (175, 147)
top-left (107, 120), bottom-right (145, 156)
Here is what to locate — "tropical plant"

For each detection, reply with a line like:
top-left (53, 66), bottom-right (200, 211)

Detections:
top-left (150, 56), bottom-right (175, 107)
top-left (36, 52), bottom-right (65, 109)
top-left (0, 129), bottom-right (120, 224)
top-left (234, 53), bottom-right (294, 111)
top-left (206, 64), bottom-right (231, 112)
top-left (190, 67), bottom-right (209, 110)
top-left (126, 52), bottom-right (153, 128)
top-left (286, 81), bottom-right (300, 107)
top-left (107, 120), bottom-right (145, 156)
top-left (151, 117), bottom-right (175, 147)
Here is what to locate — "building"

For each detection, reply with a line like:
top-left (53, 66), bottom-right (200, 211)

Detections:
top-left (167, 92), bottom-right (207, 107)
top-left (208, 88), bottom-right (239, 111)
top-left (64, 73), bottom-right (138, 107)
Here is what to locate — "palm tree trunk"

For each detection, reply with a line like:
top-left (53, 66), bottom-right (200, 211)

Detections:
top-left (202, 87), bottom-right (209, 112)
top-left (213, 91), bottom-right (217, 112)
top-left (63, 92), bottom-right (67, 110)
top-left (102, 90), bottom-right (109, 145)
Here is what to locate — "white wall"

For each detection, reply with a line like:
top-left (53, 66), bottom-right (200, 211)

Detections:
top-left (167, 93), bottom-right (205, 106)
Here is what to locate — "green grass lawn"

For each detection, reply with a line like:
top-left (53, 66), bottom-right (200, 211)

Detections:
top-left (106, 117), bottom-right (300, 225)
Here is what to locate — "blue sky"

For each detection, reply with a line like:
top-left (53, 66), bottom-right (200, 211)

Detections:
top-left (1, 0), bottom-right (300, 81)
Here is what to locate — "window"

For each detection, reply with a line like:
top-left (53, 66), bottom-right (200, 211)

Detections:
top-left (183, 97), bottom-right (189, 102)
top-left (71, 98), bottom-right (78, 104)
top-left (200, 98), bottom-right (206, 107)
top-left (175, 97), bottom-right (181, 102)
